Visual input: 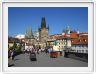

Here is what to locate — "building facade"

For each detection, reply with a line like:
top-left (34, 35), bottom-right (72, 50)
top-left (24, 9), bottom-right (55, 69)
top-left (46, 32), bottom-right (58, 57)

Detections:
top-left (71, 32), bottom-right (88, 53)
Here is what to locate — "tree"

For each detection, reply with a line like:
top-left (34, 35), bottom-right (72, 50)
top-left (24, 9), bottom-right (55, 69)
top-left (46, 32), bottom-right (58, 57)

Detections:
top-left (13, 42), bottom-right (17, 49)
top-left (16, 44), bottom-right (22, 53)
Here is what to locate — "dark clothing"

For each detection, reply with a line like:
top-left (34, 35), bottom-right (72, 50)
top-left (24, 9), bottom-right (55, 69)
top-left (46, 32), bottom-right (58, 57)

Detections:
top-left (12, 49), bottom-right (16, 60)
top-left (8, 50), bottom-right (12, 58)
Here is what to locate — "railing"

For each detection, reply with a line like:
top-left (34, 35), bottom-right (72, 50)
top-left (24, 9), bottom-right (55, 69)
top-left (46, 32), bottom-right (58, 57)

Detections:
top-left (64, 47), bottom-right (88, 54)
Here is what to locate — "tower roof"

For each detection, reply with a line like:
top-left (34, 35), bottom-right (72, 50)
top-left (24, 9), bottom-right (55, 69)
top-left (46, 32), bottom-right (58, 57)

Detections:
top-left (41, 17), bottom-right (46, 28)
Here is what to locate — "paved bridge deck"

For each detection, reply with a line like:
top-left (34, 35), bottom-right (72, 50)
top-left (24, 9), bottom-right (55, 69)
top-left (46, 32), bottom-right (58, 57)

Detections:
top-left (9, 52), bottom-right (88, 67)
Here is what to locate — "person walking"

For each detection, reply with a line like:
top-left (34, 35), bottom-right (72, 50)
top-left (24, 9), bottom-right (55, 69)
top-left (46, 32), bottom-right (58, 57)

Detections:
top-left (12, 48), bottom-right (16, 60)
top-left (8, 49), bottom-right (13, 59)
top-left (37, 45), bottom-right (41, 54)
top-left (8, 49), bottom-right (14, 67)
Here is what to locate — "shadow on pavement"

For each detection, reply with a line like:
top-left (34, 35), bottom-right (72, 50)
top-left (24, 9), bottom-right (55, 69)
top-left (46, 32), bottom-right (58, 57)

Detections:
top-left (68, 54), bottom-right (88, 63)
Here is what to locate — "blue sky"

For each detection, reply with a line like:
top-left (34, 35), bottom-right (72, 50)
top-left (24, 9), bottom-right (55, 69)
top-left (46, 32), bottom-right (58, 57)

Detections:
top-left (8, 7), bottom-right (88, 36)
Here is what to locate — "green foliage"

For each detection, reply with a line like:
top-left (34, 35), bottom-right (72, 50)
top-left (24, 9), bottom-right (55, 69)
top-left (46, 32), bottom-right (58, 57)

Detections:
top-left (8, 42), bottom-right (22, 54)
top-left (16, 44), bottom-right (22, 53)
top-left (13, 42), bottom-right (17, 49)
top-left (8, 42), bottom-right (23, 55)
top-left (13, 43), bottom-right (22, 52)
top-left (8, 46), bottom-right (13, 50)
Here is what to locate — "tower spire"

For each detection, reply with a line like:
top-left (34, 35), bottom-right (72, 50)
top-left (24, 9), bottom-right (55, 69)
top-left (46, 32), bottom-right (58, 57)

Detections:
top-left (41, 17), bottom-right (46, 28)
top-left (48, 24), bottom-right (49, 30)
top-left (25, 27), bottom-right (34, 39)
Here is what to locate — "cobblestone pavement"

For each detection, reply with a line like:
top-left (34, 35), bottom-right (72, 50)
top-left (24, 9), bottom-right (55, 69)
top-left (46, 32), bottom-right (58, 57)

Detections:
top-left (9, 52), bottom-right (88, 67)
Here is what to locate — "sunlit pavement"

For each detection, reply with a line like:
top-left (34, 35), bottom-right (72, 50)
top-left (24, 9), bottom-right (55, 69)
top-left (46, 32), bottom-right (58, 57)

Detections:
top-left (9, 52), bottom-right (88, 67)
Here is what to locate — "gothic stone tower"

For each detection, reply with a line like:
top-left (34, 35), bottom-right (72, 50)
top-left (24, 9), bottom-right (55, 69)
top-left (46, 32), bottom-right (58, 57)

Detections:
top-left (25, 27), bottom-right (34, 39)
top-left (25, 27), bottom-right (35, 45)
top-left (39, 17), bottom-right (49, 43)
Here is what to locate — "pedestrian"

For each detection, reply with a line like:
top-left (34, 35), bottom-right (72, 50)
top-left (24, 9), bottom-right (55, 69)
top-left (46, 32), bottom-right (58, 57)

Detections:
top-left (8, 49), bottom-right (14, 67)
top-left (37, 48), bottom-right (39, 54)
top-left (45, 47), bottom-right (48, 54)
top-left (8, 49), bottom-right (11, 58)
top-left (8, 49), bottom-right (12, 59)
top-left (12, 48), bottom-right (16, 60)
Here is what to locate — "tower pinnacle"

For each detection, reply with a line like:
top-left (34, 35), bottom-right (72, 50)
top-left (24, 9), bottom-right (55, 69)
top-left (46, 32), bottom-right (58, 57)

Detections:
top-left (41, 17), bottom-right (46, 28)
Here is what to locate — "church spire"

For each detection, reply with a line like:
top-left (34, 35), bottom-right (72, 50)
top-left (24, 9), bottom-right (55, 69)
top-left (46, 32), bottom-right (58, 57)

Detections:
top-left (48, 24), bottom-right (49, 30)
top-left (29, 27), bottom-right (34, 38)
top-left (41, 17), bottom-right (46, 29)
top-left (25, 28), bottom-right (28, 38)
top-left (25, 27), bottom-right (34, 39)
